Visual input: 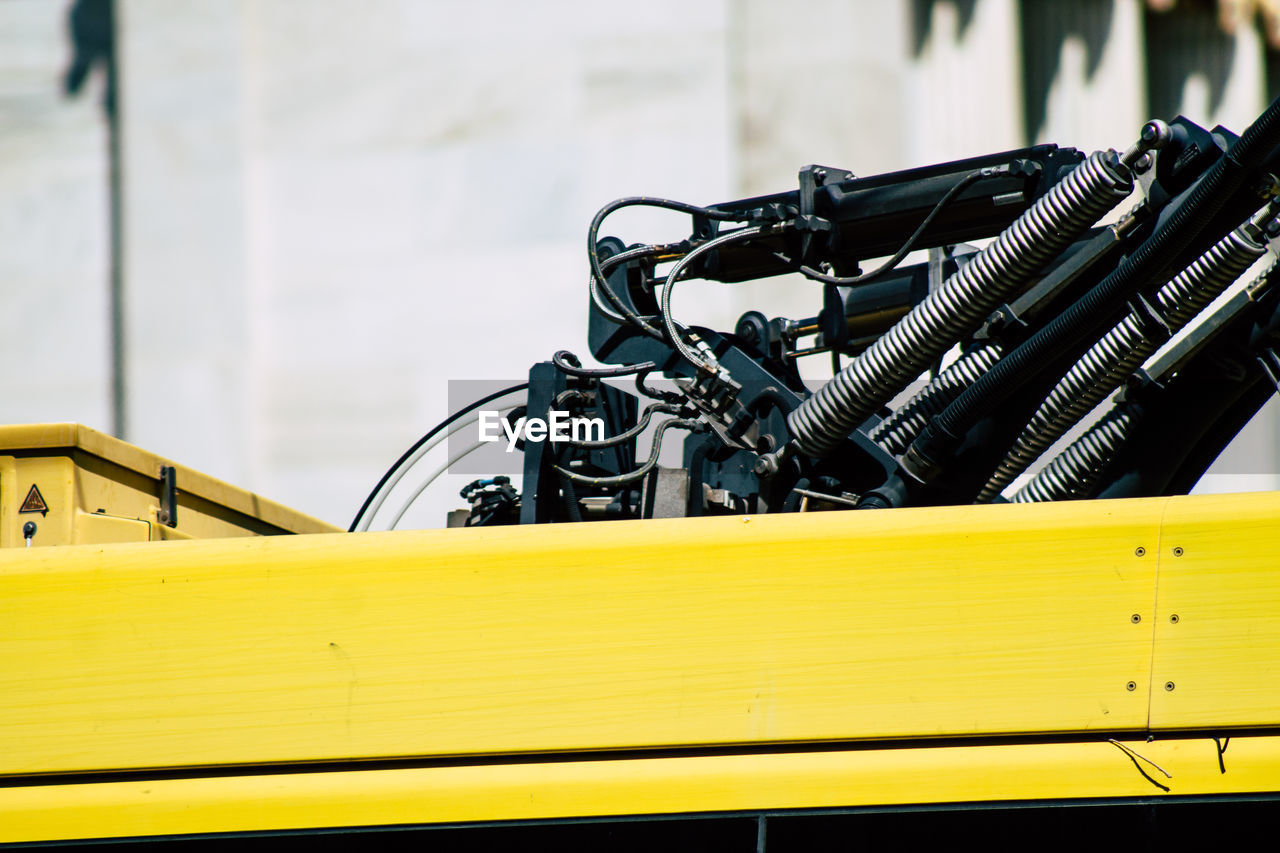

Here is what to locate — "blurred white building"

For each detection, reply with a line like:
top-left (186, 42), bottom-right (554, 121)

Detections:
top-left (4, 0), bottom-right (1279, 525)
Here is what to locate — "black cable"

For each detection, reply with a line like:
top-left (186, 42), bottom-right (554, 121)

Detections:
top-left (552, 389), bottom-right (592, 411)
top-left (636, 369), bottom-right (685, 404)
top-left (660, 225), bottom-right (773, 372)
top-left (589, 244), bottom-right (670, 329)
top-left (552, 350), bottom-right (657, 378)
top-left (349, 382), bottom-right (529, 532)
top-left (588, 197), bottom-right (746, 338)
top-left (779, 169), bottom-right (992, 286)
top-left (555, 417), bottom-right (704, 486)
top-left (564, 401), bottom-right (688, 449)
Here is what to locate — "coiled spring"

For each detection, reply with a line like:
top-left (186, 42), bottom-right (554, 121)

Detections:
top-left (977, 222), bottom-right (1268, 502)
top-left (870, 343), bottom-right (1005, 455)
top-left (787, 150), bottom-right (1132, 458)
top-left (1013, 407), bottom-right (1134, 502)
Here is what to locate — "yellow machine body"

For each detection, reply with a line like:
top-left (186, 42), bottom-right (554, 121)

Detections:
top-left (3, 488), bottom-right (1280, 843)
top-left (0, 423), bottom-right (337, 547)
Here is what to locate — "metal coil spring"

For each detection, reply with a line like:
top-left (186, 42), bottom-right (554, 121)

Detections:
top-left (976, 226), bottom-right (1266, 502)
top-left (1154, 228), bottom-right (1265, 328)
top-left (787, 150), bottom-right (1131, 458)
top-left (870, 343), bottom-right (1005, 455)
top-left (1013, 407), bottom-right (1134, 502)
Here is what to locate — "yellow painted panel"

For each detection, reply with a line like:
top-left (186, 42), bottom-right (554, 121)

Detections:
top-left (2, 736), bottom-right (1275, 843)
top-left (1149, 491), bottom-right (1280, 729)
top-left (2, 456), bottom-right (75, 547)
top-left (0, 499), bottom-right (1161, 776)
top-left (0, 424), bottom-right (338, 546)
top-left (0, 455), bottom-right (15, 548)
top-left (72, 510), bottom-right (152, 544)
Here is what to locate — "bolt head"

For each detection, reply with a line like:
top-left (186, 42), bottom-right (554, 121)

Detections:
top-left (753, 454), bottom-right (778, 477)
top-left (1141, 119), bottom-right (1172, 148)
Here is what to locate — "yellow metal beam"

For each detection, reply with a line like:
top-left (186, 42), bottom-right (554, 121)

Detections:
top-left (1, 497), bottom-right (1172, 776)
top-left (4, 736), bottom-right (1279, 843)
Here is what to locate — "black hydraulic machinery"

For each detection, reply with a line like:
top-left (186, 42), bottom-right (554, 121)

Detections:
top-left (353, 99), bottom-right (1280, 530)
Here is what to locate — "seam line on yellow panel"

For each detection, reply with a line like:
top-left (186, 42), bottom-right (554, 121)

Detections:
top-left (1145, 496), bottom-right (1173, 732)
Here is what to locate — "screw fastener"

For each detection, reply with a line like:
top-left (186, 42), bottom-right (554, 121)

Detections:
top-left (753, 451), bottom-right (782, 477)
top-left (1126, 681), bottom-right (1137, 692)
top-left (1131, 614), bottom-right (1141, 624)
top-left (1135, 546), bottom-right (1146, 557)
top-left (1165, 681), bottom-right (1176, 691)
top-left (1173, 547), bottom-right (1184, 557)
top-left (1170, 614), bottom-right (1180, 623)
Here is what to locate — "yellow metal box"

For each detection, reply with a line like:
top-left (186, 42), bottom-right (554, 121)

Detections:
top-left (0, 423), bottom-right (338, 547)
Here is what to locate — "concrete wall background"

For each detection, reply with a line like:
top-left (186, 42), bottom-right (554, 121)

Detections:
top-left (2, 1), bottom-right (111, 432)
top-left (3, 0), bottom-right (1278, 526)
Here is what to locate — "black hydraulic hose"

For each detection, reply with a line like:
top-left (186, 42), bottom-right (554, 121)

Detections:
top-left (349, 382), bottom-right (529, 531)
top-left (746, 385), bottom-right (798, 415)
top-left (1235, 94), bottom-right (1280, 165)
top-left (555, 418), bottom-right (704, 486)
top-left (566, 401), bottom-right (687, 449)
top-left (976, 209), bottom-right (1272, 502)
top-left (908, 97), bottom-right (1280, 478)
top-left (788, 149), bottom-right (1133, 458)
top-left (636, 369), bottom-right (686, 405)
top-left (1021, 256), bottom-right (1280, 503)
top-left (588, 198), bottom-right (745, 339)
top-left (870, 343), bottom-right (1004, 455)
top-left (553, 349), bottom-right (657, 378)
top-left (685, 439), bottom-right (711, 517)
top-left (559, 469), bottom-right (584, 522)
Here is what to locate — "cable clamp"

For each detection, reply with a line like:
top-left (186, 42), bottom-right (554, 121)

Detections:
top-left (898, 444), bottom-right (939, 485)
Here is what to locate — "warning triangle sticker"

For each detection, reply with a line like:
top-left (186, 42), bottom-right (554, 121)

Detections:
top-left (19, 484), bottom-right (48, 516)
